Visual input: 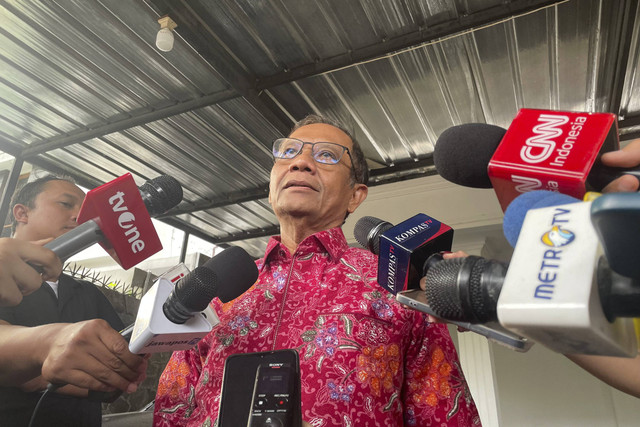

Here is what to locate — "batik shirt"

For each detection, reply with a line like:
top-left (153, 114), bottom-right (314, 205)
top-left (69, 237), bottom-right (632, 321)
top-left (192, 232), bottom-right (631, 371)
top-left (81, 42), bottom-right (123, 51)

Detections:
top-left (154, 228), bottom-right (481, 426)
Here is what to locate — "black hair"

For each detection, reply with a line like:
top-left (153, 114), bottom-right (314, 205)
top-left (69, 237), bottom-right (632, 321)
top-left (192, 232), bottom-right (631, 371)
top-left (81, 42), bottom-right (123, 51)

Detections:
top-left (10, 175), bottom-right (76, 234)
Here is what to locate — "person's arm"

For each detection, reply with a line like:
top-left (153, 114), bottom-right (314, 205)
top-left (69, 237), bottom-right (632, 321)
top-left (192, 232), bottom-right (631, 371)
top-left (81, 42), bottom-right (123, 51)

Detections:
top-left (566, 353), bottom-right (640, 398)
top-left (0, 237), bottom-right (61, 307)
top-left (422, 251), bottom-right (640, 398)
top-left (561, 138), bottom-right (640, 396)
top-left (0, 318), bottom-right (146, 394)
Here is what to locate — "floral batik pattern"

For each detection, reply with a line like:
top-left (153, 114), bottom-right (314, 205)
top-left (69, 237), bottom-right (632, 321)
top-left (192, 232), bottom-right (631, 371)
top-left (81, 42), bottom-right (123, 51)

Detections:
top-left (154, 228), bottom-right (481, 426)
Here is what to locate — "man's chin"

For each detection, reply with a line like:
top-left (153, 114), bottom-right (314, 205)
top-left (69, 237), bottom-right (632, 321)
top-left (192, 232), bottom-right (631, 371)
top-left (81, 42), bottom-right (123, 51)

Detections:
top-left (275, 204), bottom-right (316, 219)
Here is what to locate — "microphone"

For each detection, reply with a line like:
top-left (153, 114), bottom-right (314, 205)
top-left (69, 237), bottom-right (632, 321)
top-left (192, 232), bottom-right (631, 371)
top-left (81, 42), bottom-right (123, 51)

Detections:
top-left (128, 246), bottom-right (258, 354)
top-left (44, 173), bottom-right (182, 270)
top-left (353, 214), bottom-right (453, 294)
top-left (502, 190), bottom-right (580, 247)
top-left (84, 246), bottom-right (257, 403)
top-left (355, 216), bottom-right (532, 351)
top-left (425, 191), bottom-right (638, 356)
top-left (434, 109), bottom-right (640, 210)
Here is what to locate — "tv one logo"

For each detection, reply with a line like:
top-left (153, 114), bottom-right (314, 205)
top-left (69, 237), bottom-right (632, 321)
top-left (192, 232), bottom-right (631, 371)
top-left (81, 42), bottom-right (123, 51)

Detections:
top-left (520, 114), bottom-right (568, 164)
top-left (108, 191), bottom-right (146, 254)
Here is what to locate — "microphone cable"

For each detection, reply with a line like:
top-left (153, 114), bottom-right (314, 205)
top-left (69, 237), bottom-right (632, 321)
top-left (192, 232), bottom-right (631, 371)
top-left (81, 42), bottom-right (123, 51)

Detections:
top-left (28, 383), bottom-right (60, 427)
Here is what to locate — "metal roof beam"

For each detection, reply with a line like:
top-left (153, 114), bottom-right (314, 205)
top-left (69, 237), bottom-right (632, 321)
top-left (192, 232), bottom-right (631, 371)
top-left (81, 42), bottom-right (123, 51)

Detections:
top-left (207, 225), bottom-right (281, 245)
top-left (621, 132), bottom-right (640, 141)
top-left (159, 184), bottom-right (270, 217)
top-left (607, 0), bottom-right (639, 114)
top-left (619, 114), bottom-right (640, 129)
top-left (0, 139), bottom-right (24, 157)
top-left (21, 89), bottom-right (237, 157)
top-left (159, 217), bottom-right (279, 245)
top-left (255, 0), bottom-right (568, 90)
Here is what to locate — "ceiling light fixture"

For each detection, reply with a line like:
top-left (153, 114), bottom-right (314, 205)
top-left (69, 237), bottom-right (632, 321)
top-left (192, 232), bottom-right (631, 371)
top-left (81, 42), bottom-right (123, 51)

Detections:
top-left (156, 15), bottom-right (177, 52)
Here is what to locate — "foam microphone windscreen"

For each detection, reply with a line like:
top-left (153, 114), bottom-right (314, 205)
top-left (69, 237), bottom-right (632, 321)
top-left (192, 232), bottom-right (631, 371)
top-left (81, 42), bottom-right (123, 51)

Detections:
top-left (433, 123), bottom-right (506, 188)
top-left (204, 246), bottom-right (258, 303)
top-left (502, 190), bottom-right (580, 247)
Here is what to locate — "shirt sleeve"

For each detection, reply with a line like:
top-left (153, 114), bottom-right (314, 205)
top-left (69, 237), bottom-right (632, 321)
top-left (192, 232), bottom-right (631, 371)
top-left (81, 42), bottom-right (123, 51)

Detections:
top-left (401, 312), bottom-right (482, 426)
top-left (154, 345), bottom-right (204, 426)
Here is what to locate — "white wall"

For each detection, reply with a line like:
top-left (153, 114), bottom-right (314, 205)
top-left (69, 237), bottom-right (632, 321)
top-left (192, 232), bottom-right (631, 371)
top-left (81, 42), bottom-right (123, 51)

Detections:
top-left (346, 174), bottom-right (640, 426)
top-left (492, 342), bottom-right (640, 427)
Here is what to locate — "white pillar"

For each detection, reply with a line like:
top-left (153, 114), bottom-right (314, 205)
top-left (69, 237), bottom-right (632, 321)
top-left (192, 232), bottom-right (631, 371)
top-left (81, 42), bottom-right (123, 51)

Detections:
top-left (457, 330), bottom-right (501, 427)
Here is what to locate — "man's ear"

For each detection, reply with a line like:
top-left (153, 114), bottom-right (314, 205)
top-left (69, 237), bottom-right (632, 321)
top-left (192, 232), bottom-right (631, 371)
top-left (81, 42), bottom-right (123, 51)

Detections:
top-left (12, 204), bottom-right (29, 225)
top-left (347, 184), bottom-right (368, 214)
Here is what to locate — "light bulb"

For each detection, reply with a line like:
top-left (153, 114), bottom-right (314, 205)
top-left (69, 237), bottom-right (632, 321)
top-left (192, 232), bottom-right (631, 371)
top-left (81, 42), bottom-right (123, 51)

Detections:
top-left (156, 27), bottom-right (174, 52)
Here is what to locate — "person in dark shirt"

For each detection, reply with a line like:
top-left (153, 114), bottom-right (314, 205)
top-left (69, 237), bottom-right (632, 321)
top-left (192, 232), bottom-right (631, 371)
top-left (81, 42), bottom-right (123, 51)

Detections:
top-left (0, 176), bottom-right (147, 427)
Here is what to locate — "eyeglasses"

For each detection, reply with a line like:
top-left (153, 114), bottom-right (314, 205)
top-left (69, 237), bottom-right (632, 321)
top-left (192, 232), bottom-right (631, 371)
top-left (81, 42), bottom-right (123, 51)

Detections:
top-left (272, 138), bottom-right (354, 166)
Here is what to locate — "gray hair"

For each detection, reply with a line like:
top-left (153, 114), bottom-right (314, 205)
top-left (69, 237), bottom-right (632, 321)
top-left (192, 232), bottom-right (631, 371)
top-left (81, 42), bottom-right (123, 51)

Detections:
top-left (290, 114), bottom-right (369, 186)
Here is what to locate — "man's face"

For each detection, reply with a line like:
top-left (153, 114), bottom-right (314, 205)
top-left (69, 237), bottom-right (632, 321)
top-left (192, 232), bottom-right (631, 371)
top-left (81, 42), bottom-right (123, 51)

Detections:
top-left (14, 180), bottom-right (85, 241)
top-left (269, 123), bottom-right (367, 229)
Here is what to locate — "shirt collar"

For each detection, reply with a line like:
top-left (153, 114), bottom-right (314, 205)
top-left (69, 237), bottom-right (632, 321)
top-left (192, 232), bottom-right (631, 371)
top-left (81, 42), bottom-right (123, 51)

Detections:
top-left (260, 227), bottom-right (349, 271)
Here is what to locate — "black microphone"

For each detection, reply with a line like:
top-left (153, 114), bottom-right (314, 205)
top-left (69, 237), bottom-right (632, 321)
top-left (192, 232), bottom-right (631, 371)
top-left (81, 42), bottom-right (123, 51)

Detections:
top-left (138, 175), bottom-right (183, 217)
top-left (434, 118), bottom-right (640, 210)
top-left (426, 191), bottom-right (640, 324)
top-left (163, 246), bottom-right (257, 324)
top-left (433, 123), bottom-right (506, 189)
top-left (89, 246), bottom-right (258, 403)
top-left (129, 246), bottom-right (258, 353)
top-left (354, 214), bottom-right (453, 294)
top-left (424, 255), bottom-right (507, 323)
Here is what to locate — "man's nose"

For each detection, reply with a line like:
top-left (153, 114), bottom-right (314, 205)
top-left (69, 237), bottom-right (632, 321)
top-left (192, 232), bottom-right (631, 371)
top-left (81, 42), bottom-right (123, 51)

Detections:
top-left (71, 206), bottom-right (81, 222)
top-left (288, 145), bottom-right (316, 172)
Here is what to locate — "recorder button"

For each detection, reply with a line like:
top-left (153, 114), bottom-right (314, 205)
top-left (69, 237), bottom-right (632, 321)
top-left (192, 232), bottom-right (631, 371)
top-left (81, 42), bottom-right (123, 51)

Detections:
top-left (260, 416), bottom-right (283, 427)
top-left (254, 397), bottom-right (268, 408)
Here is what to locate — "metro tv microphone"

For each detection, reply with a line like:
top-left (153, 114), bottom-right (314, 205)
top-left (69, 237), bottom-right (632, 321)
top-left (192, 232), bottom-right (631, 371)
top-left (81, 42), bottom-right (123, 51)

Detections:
top-left (434, 109), bottom-right (640, 210)
top-left (45, 173), bottom-right (182, 269)
top-left (129, 246), bottom-right (258, 354)
top-left (425, 191), bottom-right (638, 356)
top-left (354, 214), bottom-right (453, 294)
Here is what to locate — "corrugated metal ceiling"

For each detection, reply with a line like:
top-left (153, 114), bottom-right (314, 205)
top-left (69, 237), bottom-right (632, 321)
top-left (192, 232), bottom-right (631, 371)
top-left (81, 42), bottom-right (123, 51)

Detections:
top-left (0, 0), bottom-right (638, 258)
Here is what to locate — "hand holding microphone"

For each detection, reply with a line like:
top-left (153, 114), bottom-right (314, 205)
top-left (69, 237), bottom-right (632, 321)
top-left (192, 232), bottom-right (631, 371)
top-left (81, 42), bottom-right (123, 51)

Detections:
top-left (0, 238), bottom-right (62, 307)
top-left (40, 245), bottom-right (257, 408)
top-left (422, 190), bottom-right (639, 356)
top-left (354, 215), bottom-right (532, 351)
top-left (600, 138), bottom-right (640, 192)
top-left (0, 319), bottom-right (146, 395)
top-left (40, 320), bottom-right (147, 395)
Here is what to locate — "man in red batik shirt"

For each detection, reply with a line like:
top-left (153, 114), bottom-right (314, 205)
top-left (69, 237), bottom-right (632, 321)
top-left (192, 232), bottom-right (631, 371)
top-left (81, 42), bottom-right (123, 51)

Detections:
top-left (154, 115), bottom-right (481, 426)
